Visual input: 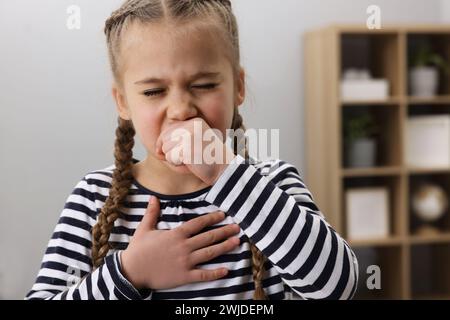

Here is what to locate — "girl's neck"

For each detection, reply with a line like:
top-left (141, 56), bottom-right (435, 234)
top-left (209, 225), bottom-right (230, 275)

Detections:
top-left (132, 155), bottom-right (210, 196)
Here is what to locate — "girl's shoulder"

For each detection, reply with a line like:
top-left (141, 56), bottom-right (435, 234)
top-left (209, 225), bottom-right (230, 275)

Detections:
top-left (81, 157), bottom-right (141, 185)
top-left (84, 165), bottom-right (114, 182)
top-left (77, 164), bottom-right (115, 192)
top-left (77, 158), bottom-right (145, 193)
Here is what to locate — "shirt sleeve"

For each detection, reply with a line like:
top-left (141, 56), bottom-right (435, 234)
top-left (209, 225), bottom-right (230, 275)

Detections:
top-left (25, 174), bottom-right (152, 300)
top-left (204, 155), bottom-right (359, 300)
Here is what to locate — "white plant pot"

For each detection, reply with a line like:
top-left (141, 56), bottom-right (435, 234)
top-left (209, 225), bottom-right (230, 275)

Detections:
top-left (347, 138), bottom-right (377, 168)
top-left (410, 66), bottom-right (439, 98)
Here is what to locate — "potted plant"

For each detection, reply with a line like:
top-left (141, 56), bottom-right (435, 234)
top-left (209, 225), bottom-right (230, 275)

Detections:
top-left (344, 113), bottom-right (379, 168)
top-left (410, 43), bottom-right (450, 97)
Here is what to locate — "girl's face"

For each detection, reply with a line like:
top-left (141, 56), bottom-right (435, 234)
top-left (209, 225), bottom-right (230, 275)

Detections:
top-left (112, 21), bottom-right (245, 169)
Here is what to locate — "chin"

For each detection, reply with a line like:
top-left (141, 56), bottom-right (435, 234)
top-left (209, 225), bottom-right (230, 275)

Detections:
top-left (164, 162), bottom-right (192, 174)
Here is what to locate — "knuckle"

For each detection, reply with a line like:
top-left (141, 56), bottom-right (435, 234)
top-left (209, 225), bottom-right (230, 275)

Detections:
top-left (201, 219), bottom-right (209, 230)
top-left (227, 224), bottom-right (236, 234)
top-left (200, 271), bottom-right (209, 282)
top-left (227, 238), bottom-right (237, 248)
top-left (205, 247), bottom-right (215, 259)
top-left (208, 231), bottom-right (216, 244)
top-left (173, 227), bottom-right (183, 237)
top-left (207, 215), bottom-right (216, 226)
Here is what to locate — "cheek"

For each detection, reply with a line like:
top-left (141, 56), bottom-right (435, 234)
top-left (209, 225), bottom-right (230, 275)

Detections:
top-left (131, 106), bottom-right (162, 152)
top-left (200, 93), bottom-right (234, 137)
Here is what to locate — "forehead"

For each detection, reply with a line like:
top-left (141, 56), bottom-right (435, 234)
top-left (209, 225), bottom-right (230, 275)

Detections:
top-left (120, 20), bottom-right (231, 80)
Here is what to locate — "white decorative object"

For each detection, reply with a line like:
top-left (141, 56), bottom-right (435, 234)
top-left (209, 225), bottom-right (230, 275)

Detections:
top-left (412, 183), bottom-right (448, 223)
top-left (412, 183), bottom-right (449, 236)
top-left (410, 66), bottom-right (439, 97)
top-left (341, 79), bottom-right (389, 101)
top-left (406, 115), bottom-right (450, 168)
top-left (346, 188), bottom-right (390, 240)
top-left (341, 68), bottom-right (389, 100)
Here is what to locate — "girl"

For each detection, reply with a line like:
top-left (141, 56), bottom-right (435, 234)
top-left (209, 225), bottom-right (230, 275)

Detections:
top-left (26, 0), bottom-right (358, 300)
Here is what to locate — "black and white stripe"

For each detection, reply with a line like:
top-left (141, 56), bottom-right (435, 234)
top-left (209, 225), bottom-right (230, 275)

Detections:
top-left (26, 155), bottom-right (358, 300)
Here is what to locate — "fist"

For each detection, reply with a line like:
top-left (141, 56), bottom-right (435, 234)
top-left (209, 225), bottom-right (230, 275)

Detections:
top-left (155, 118), bottom-right (236, 185)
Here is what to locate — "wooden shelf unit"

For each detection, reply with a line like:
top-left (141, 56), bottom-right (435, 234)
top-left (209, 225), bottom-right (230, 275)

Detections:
top-left (304, 25), bottom-right (450, 300)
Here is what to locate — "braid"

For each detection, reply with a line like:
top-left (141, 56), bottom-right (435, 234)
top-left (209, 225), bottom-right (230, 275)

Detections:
top-left (91, 117), bottom-right (136, 268)
top-left (231, 108), bottom-right (268, 300)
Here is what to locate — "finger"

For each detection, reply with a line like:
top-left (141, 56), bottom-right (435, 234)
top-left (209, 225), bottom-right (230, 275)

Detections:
top-left (177, 211), bottom-right (226, 237)
top-left (160, 123), bottom-right (188, 146)
top-left (156, 129), bottom-right (187, 159)
top-left (186, 223), bottom-right (240, 251)
top-left (135, 195), bottom-right (160, 236)
top-left (165, 147), bottom-right (184, 166)
top-left (187, 267), bottom-right (229, 283)
top-left (155, 132), bottom-right (172, 159)
top-left (189, 236), bottom-right (240, 266)
top-left (161, 134), bottom-right (183, 155)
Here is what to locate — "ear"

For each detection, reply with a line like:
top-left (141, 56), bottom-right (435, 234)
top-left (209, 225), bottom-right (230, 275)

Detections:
top-left (235, 67), bottom-right (246, 107)
top-left (112, 84), bottom-right (131, 120)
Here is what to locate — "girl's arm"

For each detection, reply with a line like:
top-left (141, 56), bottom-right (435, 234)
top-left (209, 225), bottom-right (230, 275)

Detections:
top-left (204, 155), bottom-right (359, 300)
top-left (25, 174), bottom-right (151, 300)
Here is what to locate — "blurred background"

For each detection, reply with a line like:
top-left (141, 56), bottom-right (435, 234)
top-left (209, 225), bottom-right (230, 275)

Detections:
top-left (0, 0), bottom-right (449, 299)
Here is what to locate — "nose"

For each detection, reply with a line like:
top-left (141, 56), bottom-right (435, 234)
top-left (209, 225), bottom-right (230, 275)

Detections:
top-left (166, 89), bottom-right (198, 122)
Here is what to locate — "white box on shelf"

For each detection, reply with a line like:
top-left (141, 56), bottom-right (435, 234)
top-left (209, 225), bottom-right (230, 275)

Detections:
top-left (406, 115), bottom-right (450, 168)
top-left (346, 187), bottom-right (390, 241)
top-left (341, 79), bottom-right (389, 101)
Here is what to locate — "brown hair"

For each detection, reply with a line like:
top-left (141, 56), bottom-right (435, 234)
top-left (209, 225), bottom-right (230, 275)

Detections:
top-left (92, 0), bottom-right (268, 300)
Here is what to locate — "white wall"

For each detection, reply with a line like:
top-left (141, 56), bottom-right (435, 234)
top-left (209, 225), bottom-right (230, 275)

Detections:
top-left (442, 0), bottom-right (450, 22)
top-left (0, 0), bottom-right (444, 299)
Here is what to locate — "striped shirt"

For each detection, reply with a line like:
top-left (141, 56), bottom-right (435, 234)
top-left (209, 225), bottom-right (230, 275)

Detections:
top-left (26, 155), bottom-right (358, 300)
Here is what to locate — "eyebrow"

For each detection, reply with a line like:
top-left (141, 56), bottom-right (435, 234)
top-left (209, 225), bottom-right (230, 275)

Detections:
top-left (134, 72), bottom-right (222, 85)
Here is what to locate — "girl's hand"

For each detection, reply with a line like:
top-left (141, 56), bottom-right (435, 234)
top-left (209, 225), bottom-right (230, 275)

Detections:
top-left (155, 117), bottom-right (236, 185)
top-left (120, 196), bottom-right (241, 290)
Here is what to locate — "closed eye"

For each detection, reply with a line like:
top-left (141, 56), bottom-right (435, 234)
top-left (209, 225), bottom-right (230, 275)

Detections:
top-left (192, 83), bottom-right (218, 90)
top-left (143, 89), bottom-right (165, 97)
top-left (142, 83), bottom-right (218, 97)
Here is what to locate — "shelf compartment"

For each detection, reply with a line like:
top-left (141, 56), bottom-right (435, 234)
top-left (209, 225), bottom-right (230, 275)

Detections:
top-left (353, 246), bottom-right (404, 299)
top-left (342, 105), bottom-right (402, 168)
top-left (407, 34), bottom-right (450, 96)
top-left (343, 176), bottom-right (405, 240)
top-left (411, 243), bottom-right (450, 299)
top-left (408, 173), bottom-right (450, 236)
top-left (341, 33), bottom-right (401, 98)
top-left (408, 104), bottom-right (450, 116)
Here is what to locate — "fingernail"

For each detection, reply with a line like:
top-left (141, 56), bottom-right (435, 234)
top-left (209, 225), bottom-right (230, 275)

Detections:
top-left (149, 195), bottom-right (155, 205)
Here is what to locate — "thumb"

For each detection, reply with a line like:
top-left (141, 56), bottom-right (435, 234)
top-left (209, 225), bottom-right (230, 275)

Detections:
top-left (137, 195), bottom-right (160, 233)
